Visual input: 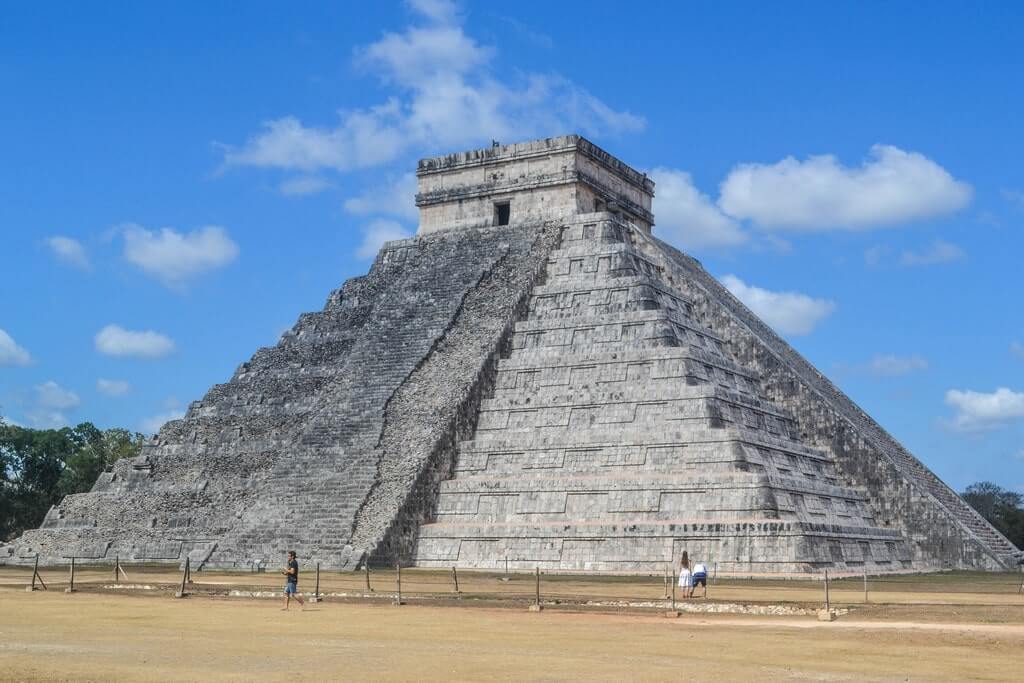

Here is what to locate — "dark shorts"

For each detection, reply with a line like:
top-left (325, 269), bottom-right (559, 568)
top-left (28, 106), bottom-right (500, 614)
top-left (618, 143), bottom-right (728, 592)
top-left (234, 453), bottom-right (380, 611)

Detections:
top-left (692, 574), bottom-right (707, 587)
top-left (284, 582), bottom-right (298, 595)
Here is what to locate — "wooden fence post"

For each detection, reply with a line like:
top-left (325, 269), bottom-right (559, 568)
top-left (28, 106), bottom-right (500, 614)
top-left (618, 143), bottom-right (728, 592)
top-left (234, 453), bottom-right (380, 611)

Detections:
top-left (175, 557), bottom-right (190, 598)
top-left (823, 569), bottom-right (830, 612)
top-left (863, 569), bottom-right (869, 603)
top-left (365, 562), bottom-right (372, 592)
top-left (114, 555), bottom-right (120, 583)
top-left (27, 554), bottom-right (47, 591)
top-left (393, 561), bottom-right (404, 606)
top-left (65, 557), bottom-right (76, 593)
top-left (528, 566), bottom-right (542, 611)
top-left (311, 562), bottom-right (321, 603)
top-left (451, 566), bottom-right (460, 593)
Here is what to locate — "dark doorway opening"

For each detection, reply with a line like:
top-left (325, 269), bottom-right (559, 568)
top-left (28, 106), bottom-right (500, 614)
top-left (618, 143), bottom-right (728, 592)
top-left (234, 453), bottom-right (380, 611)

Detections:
top-left (495, 202), bottom-right (510, 226)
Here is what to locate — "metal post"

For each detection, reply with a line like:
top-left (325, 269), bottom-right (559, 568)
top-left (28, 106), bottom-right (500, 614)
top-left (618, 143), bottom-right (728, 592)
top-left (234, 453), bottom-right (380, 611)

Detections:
top-left (823, 569), bottom-right (830, 612)
top-left (663, 567), bottom-right (669, 599)
top-left (66, 557), bottom-right (76, 593)
top-left (29, 554), bottom-right (38, 591)
top-left (1018, 567), bottom-right (1023, 595)
top-left (713, 561), bottom-right (718, 585)
top-left (863, 569), bottom-right (868, 604)
top-left (535, 567), bottom-right (540, 606)
top-left (175, 557), bottom-right (190, 598)
top-left (671, 570), bottom-right (677, 610)
top-left (365, 562), bottom-right (372, 592)
top-left (115, 555), bottom-right (120, 583)
top-left (451, 566), bottom-right (459, 593)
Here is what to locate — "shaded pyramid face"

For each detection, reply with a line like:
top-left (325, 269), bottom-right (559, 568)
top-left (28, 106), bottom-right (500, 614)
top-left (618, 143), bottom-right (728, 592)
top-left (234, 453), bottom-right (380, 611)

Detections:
top-left (415, 216), bottom-right (912, 573)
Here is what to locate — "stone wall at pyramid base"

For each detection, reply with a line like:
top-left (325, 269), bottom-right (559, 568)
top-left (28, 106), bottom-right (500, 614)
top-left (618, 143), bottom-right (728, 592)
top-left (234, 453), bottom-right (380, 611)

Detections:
top-left (416, 522), bottom-right (910, 574)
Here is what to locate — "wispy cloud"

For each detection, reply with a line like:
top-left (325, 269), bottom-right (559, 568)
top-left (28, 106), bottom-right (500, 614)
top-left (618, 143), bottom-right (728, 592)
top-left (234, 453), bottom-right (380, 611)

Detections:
top-left (122, 224), bottom-right (239, 290)
top-left (97, 378), bottom-right (132, 396)
top-left (838, 354), bottom-right (929, 377)
top-left (721, 275), bottom-right (836, 336)
top-left (278, 176), bottom-right (333, 197)
top-left (45, 236), bottom-right (92, 270)
top-left (718, 145), bottom-right (972, 230)
top-left (26, 380), bottom-right (80, 428)
top-left (944, 387), bottom-right (1024, 432)
top-left (220, 1), bottom-right (643, 176)
top-left (356, 219), bottom-right (414, 259)
top-left (1001, 188), bottom-right (1024, 209)
top-left (1011, 341), bottom-right (1024, 360)
top-left (898, 239), bottom-right (966, 266)
top-left (95, 324), bottom-right (176, 359)
top-left (0, 328), bottom-right (31, 366)
top-left (344, 173), bottom-right (419, 221)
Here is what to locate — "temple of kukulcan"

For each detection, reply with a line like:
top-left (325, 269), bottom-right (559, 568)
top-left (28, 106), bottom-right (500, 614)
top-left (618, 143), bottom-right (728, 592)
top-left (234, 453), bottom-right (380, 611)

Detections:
top-left (4, 135), bottom-right (1020, 574)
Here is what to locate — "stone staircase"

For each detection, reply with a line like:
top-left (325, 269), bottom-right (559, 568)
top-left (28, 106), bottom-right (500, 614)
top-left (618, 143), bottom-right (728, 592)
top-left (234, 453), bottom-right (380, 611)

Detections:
top-left (415, 216), bottom-right (912, 573)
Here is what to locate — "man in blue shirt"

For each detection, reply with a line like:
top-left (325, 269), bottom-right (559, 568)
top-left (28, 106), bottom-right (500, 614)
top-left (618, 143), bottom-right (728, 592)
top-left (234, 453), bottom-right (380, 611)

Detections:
top-left (282, 550), bottom-right (305, 611)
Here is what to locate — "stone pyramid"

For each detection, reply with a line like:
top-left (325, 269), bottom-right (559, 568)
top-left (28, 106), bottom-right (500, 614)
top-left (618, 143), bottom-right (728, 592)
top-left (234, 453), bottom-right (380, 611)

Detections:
top-left (4, 135), bottom-right (1019, 573)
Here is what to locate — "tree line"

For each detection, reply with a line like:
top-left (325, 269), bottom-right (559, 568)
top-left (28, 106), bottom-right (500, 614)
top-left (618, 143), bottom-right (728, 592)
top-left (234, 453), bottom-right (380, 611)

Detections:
top-left (960, 481), bottom-right (1024, 551)
top-left (0, 418), bottom-right (145, 541)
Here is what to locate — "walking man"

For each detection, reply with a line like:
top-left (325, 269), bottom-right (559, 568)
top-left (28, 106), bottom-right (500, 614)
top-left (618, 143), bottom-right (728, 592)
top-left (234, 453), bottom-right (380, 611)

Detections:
top-left (282, 550), bottom-right (305, 611)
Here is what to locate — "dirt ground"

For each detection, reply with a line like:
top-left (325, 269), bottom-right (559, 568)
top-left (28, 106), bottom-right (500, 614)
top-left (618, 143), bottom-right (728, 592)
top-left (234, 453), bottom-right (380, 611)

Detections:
top-left (2, 588), bottom-right (1023, 682)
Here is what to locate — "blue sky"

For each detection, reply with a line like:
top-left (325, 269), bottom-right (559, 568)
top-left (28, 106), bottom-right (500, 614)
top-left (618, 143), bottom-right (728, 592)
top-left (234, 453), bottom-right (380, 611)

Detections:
top-left (1, 1), bottom-right (1022, 493)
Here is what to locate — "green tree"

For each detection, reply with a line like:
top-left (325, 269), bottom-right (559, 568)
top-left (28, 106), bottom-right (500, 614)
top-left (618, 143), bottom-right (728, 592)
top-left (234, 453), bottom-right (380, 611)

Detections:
top-left (961, 481), bottom-right (1024, 550)
top-left (0, 418), bottom-right (145, 541)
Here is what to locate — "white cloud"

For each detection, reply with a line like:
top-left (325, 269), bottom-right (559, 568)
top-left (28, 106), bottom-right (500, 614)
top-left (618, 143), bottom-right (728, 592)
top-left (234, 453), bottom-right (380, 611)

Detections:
top-left (122, 224), bottom-right (239, 289)
top-left (945, 387), bottom-right (1024, 432)
top-left (0, 328), bottom-right (31, 366)
top-left (718, 145), bottom-right (972, 230)
top-left (97, 378), bottom-right (131, 396)
top-left (721, 275), bottom-right (836, 336)
top-left (649, 168), bottom-right (747, 249)
top-left (45, 236), bottom-right (91, 270)
top-left (278, 176), bottom-right (333, 197)
top-left (26, 380), bottom-right (81, 428)
top-left (221, 3), bottom-right (643, 176)
top-left (898, 239), bottom-right (966, 266)
top-left (140, 409), bottom-right (185, 435)
top-left (344, 173), bottom-right (419, 221)
top-left (356, 220), bottom-right (414, 259)
top-left (95, 324), bottom-right (176, 359)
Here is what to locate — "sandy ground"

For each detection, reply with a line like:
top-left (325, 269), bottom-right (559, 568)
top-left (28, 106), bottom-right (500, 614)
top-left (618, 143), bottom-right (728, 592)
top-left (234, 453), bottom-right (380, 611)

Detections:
top-left (1, 589), bottom-right (1023, 682)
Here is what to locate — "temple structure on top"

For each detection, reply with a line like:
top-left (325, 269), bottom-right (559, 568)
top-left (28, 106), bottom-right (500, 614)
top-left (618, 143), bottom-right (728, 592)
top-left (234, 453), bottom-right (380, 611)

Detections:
top-left (3, 135), bottom-right (1019, 574)
top-left (415, 135), bottom-right (655, 234)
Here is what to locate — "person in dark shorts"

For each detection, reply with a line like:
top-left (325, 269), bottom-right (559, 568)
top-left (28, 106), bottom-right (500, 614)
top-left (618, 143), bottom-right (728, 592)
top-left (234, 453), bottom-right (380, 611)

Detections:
top-left (690, 561), bottom-right (708, 598)
top-left (281, 550), bottom-right (305, 611)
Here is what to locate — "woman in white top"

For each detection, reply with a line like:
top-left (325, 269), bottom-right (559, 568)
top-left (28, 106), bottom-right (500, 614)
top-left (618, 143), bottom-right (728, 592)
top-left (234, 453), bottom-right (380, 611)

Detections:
top-left (677, 553), bottom-right (693, 599)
